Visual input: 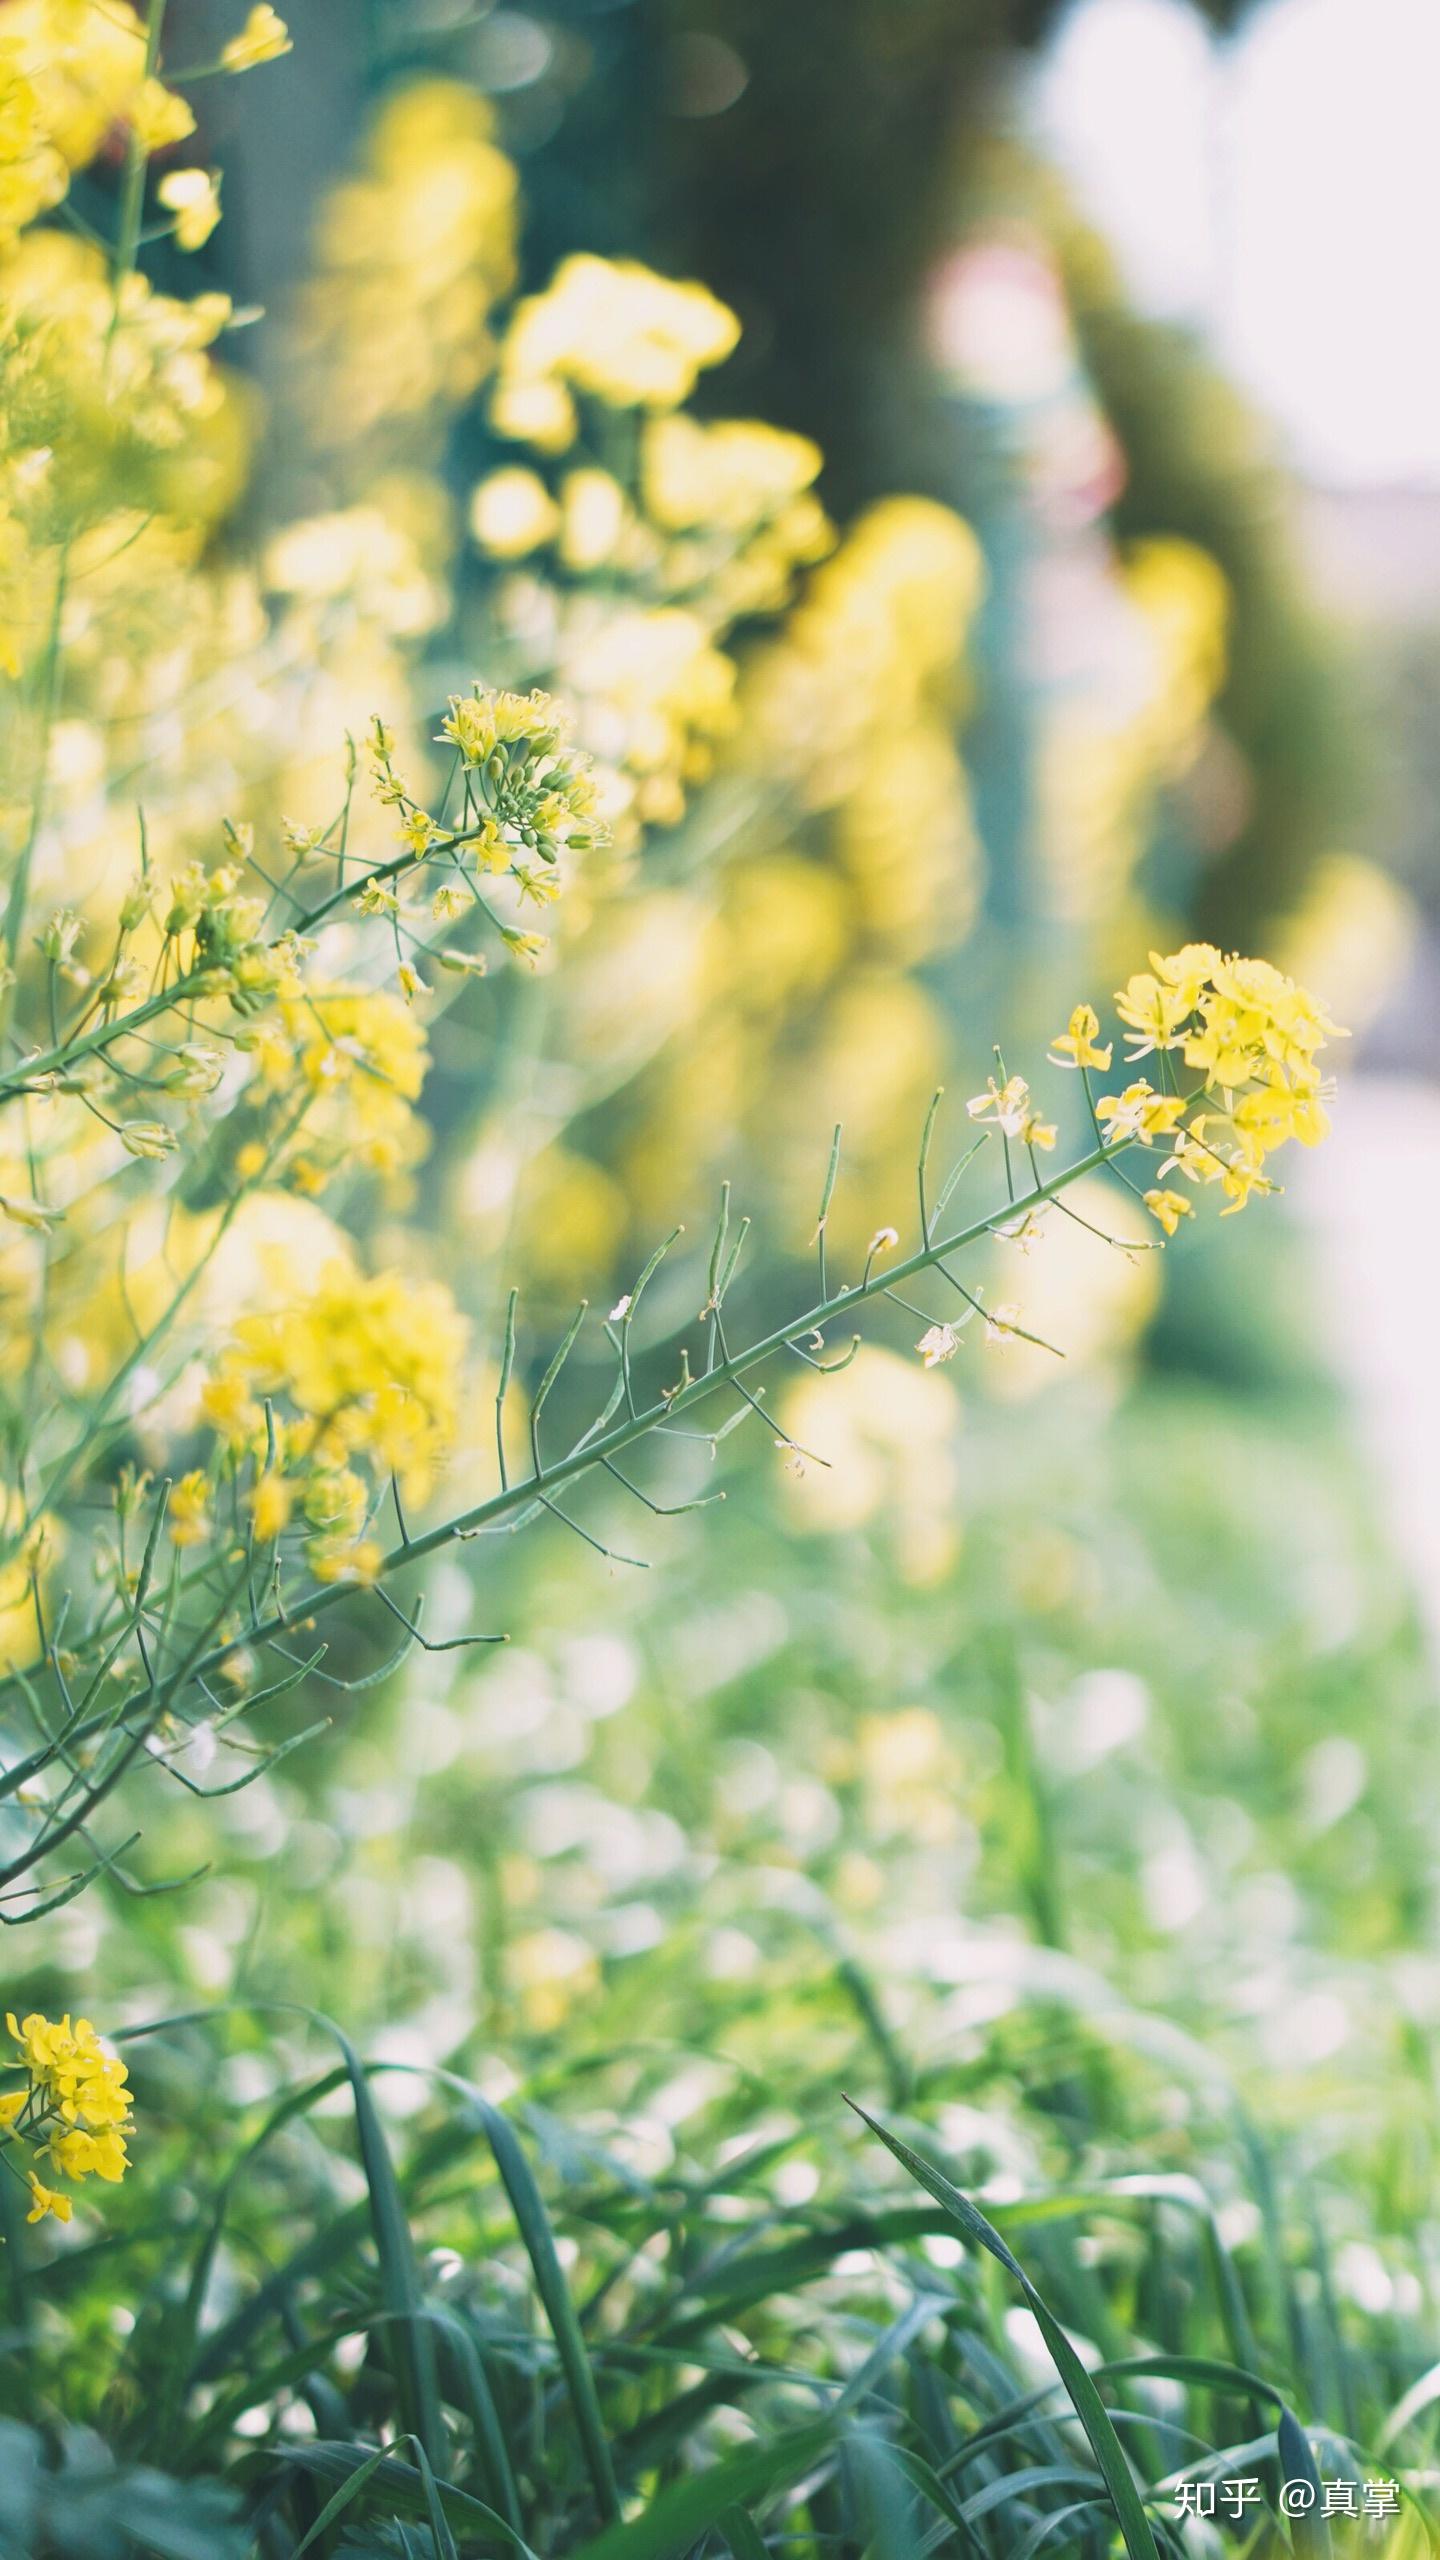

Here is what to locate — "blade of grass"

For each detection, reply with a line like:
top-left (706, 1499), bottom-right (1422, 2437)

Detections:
top-left (569, 2419), bottom-right (836, 2560)
top-left (467, 2092), bottom-right (621, 2525)
top-left (1277, 2408), bottom-right (1332, 2560)
top-left (849, 2103), bottom-right (1163, 2560)
top-left (292, 2442), bottom-right (394, 2557)
top-left (325, 2021), bottom-right (446, 2477)
top-left (719, 2507), bottom-right (770, 2560)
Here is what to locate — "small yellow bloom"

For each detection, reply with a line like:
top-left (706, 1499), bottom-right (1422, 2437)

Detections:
top-left (1143, 1187), bottom-right (1194, 1237)
top-left (309, 1536), bottom-right (384, 1587)
top-left (131, 80), bottom-right (196, 151)
top-left (157, 169), bottom-right (221, 252)
top-left (1114, 972), bottom-right (1193, 1059)
top-left (168, 1471), bottom-right (212, 1548)
top-left (46, 2125), bottom-right (129, 2184)
top-left (0, 2089), bottom-right (26, 2130)
top-left (967, 1074), bottom-right (1032, 1137)
top-left (249, 1473), bottom-right (293, 1543)
top-left (26, 2172), bottom-right (72, 2226)
top-left (1218, 1156), bottom-right (1276, 1215)
top-left (468, 467), bottom-right (559, 559)
top-left (1049, 1004), bottom-right (1112, 1072)
top-left (1095, 1082), bottom-right (1188, 1145)
top-left (917, 1323), bottom-right (959, 1368)
top-left (221, 6), bottom-right (292, 70)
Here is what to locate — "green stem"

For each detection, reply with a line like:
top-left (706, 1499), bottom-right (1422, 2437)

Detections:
top-left (0, 844), bottom-right (428, 1101)
top-left (0, 1137), bottom-right (1122, 1859)
top-left (0, 551), bottom-right (69, 1042)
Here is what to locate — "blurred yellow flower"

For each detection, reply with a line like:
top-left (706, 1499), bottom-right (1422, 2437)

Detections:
top-left (1143, 1187), bottom-right (1194, 1237)
top-left (469, 466), bottom-right (559, 559)
top-left (559, 467), bottom-right (628, 571)
top-left (168, 1470), bottom-right (213, 1547)
top-left (158, 168), bottom-right (221, 252)
top-left (495, 253), bottom-right (739, 418)
top-left (221, 5), bottom-right (292, 71)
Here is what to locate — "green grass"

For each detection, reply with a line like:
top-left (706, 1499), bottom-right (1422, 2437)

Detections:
top-left (2, 1974), bottom-right (1435, 2555)
top-left (4, 1245), bottom-right (1439, 2554)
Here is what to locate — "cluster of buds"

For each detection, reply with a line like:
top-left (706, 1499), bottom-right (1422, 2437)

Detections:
top-left (161, 857), bottom-right (306, 1013)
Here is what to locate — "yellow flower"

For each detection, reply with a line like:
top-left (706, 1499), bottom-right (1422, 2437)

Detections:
top-left (916, 1323), bottom-right (960, 1368)
top-left (26, 2172), bottom-right (72, 2225)
top-left (1114, 972), bottom-right (1193, 1059)
top-left (1095, 1082), bottom-right (1188, 1145)
top-left (249, 1472), bottom-right (292, 1543)
top-left (157, 168), bottom-right (221, 252)
top-left (221, 6), bottom-right (292, 71)
top-left (559, 467), bottom-right (628, 570)
top-left (400, 809), bottom-right (437, 855)
top-left (309, 1536), bottom-right (384, 1586)
top-left (1143, 1187), bottom-right (1194, 1237)
top-left (1219, 1156), bottom-right (1276, 1216)
top-left (46, 2125), bottom-right (128, 2184)
top-left (168, 1470), bottom-right (212, 1548)
top-left (1152, 943), bottom-right (1221, 1008)
top-left (1048, 1004), bottom-right (1112, 1072)
top-left (495, 253), bottom-right (739, 417)
top-left (468, 466), bottom-right (559, 558)
top-left (130, 78), bottom-right (195, 152)
top-left (219, 1260), bottom-right (467, 1508)
top-left (966, 1074), bottom-right (1032, 1137)
top-left (201, 1372), bottom-right (261, 1445)
top-left (7, 2012), bottom-right (133, 2134)
top-left (0, 2089), bottom-right (26, 2131)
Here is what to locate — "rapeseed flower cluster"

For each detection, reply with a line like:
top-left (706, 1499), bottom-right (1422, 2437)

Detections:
top-left (0, 2010), bottom-right (133, 2225)
top-left (490, 253), bottom-right (740, 444)
top-left (1055, 946), bottom-right (1344, 1221)
top-left (460, 247), bottom-right (835, 840)
top-left (0, 1), bottom-right (193, 242)
top-left (292, 81), bottom-right (517, 467)
top-left (201, 1258), bottom-right (468, 1583)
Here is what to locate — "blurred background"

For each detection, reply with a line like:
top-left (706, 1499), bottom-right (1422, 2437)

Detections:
top-left (26, 0), bottom-right (1440, 2374)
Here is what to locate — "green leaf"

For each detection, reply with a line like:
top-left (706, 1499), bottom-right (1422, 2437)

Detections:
top-left (569, 2419), bottom-right (835, 2560)
top-left (1277, 2407), bottom-right (1332, 2560)
top-left (294, 2443), bottom-right (395, 2556)
top-left (326, 2022), bottom-right (446, 2476)
top-left (467, 2092), bottom-right (621, 2524)
top-left (850, 2103), bottom-right (1163, 2560)
top-left (718, 2506), bottom-right (770, 2560)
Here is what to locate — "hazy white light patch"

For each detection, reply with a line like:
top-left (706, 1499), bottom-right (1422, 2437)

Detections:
top-left (1222, 0), bottom-right (1440, 483)
top-left (1035, 0), bottom-right (1218, 315)
top-left (1036, 0), bottom-right (1440, 485)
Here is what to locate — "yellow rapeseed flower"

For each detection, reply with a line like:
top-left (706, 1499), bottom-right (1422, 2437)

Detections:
top-left (3, 2008), bottom-right (135, 2224)
top-left (1049, 1004), bottom-right (1112, 1071)
top-left (157, 167), bottom-right (221, 251)
top-left (221, 6), bottom-right (291, 71)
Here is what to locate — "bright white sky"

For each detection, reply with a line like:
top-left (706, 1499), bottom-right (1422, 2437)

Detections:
top-left (1034, 0), bottom-right (1440, 487)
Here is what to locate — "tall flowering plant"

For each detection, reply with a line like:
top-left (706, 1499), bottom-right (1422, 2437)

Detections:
top-left (0, 5), bottom-right (1343, 2241)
